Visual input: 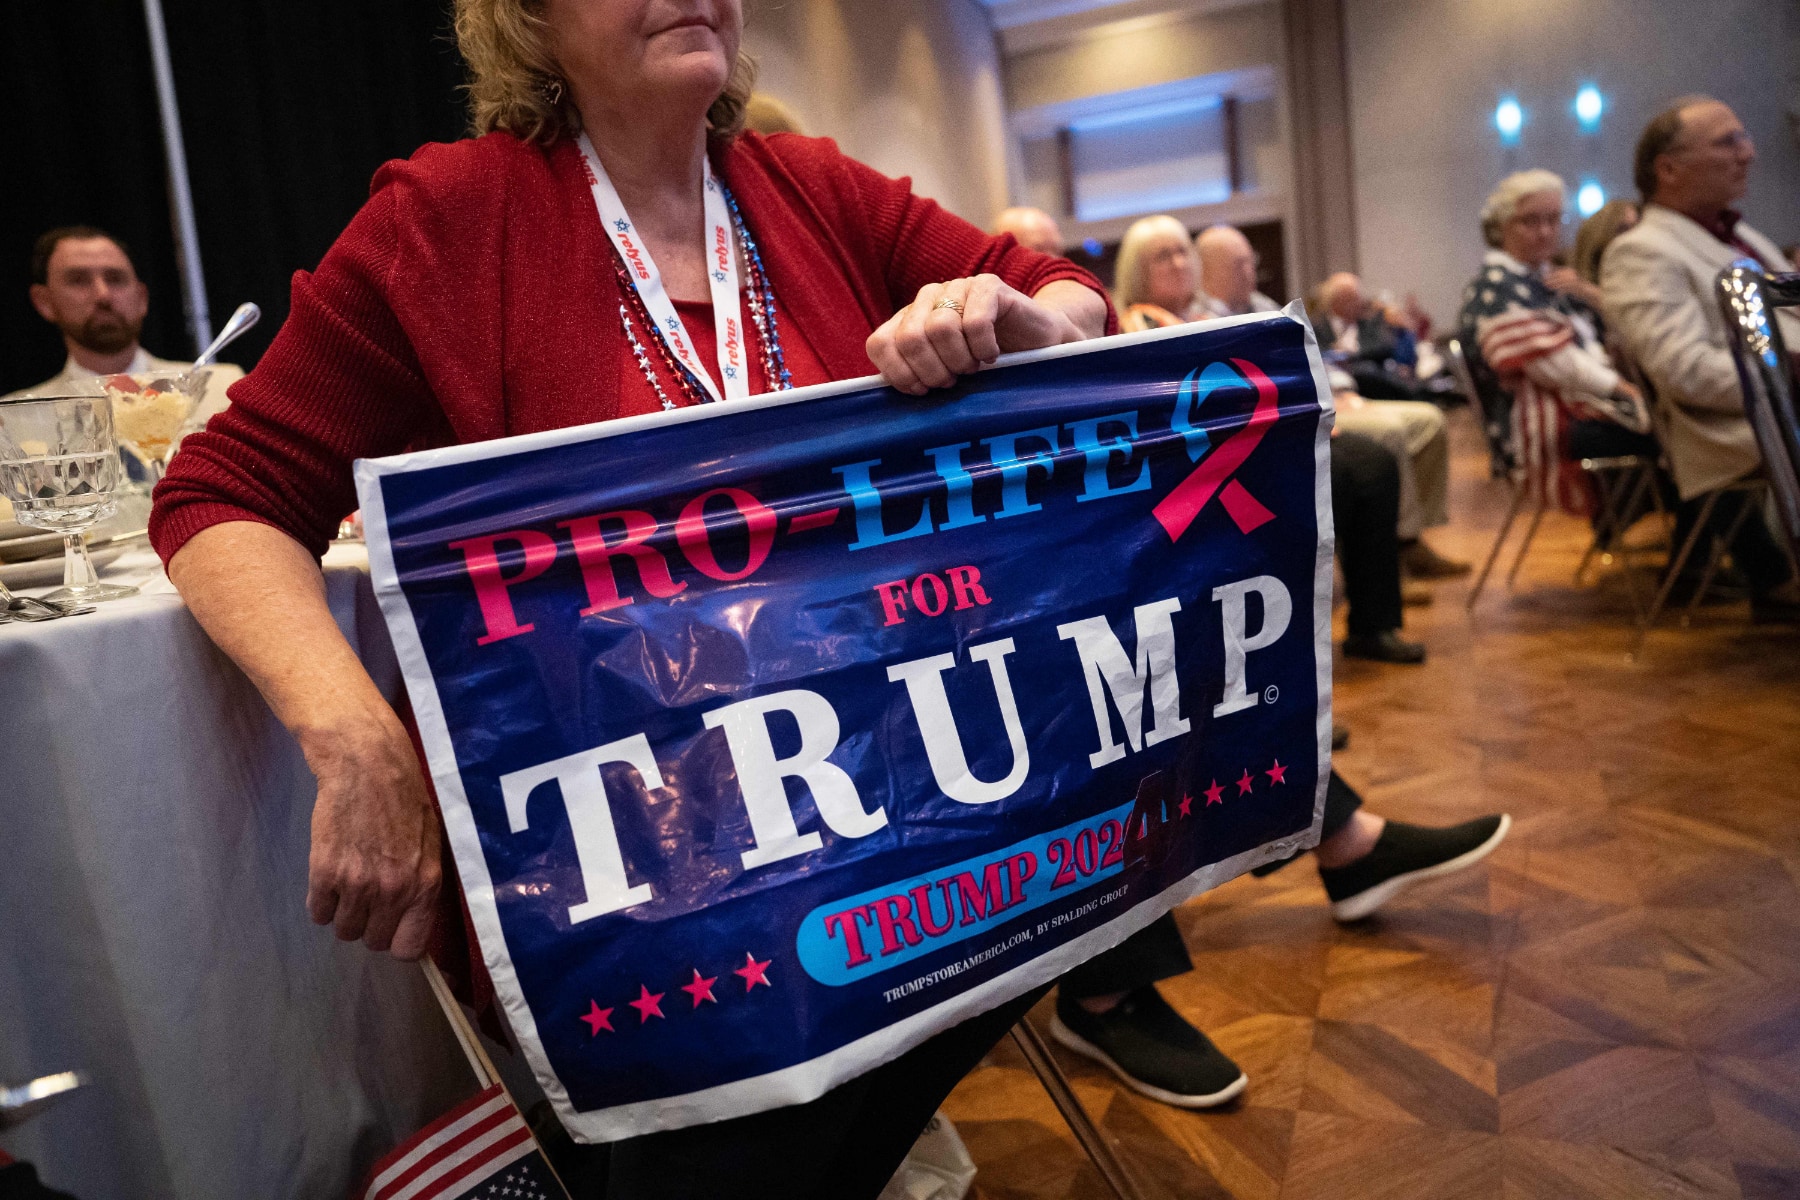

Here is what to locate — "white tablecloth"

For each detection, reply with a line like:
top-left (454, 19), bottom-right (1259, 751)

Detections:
top-left (0, 547), bottom-right (474, 1199)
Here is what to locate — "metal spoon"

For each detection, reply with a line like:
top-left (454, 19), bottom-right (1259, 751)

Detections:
top-left (0, 1071), bottom-right (86, 1130)
top-left (189, 302), bottom-right (261, 372)
top-left (6, 596), bottom-right (95, 621)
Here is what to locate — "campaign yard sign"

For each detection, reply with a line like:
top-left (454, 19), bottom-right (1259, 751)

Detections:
top-left (357, 308), bottom-right (1337, 1142)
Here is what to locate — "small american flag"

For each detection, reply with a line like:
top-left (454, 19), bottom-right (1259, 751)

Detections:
top-left (358, 1084), bottom-right (563, 1200)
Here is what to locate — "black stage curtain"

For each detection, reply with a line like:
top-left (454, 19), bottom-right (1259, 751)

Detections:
top-left (2, 0), bottom-right (467, 391)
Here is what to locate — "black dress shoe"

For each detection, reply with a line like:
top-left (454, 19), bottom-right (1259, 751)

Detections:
top-left (1319, 814), bottom-right (1510, 921)
top-left (1342, 630), bottom-right (1427, 663)
top-left (1401, 539), bottom-right (1473, 579)
top-left (1050, 987), bottom-right (1247, 1108)
top-left (1750, 594), bottom-right (1800, 623)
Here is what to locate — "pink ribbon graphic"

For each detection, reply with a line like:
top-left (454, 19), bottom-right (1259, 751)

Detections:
top-left (1151, 358), bottom-right (1280, 542)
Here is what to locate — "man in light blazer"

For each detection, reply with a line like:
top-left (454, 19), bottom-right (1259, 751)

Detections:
top-left (1602, 96), bottom-right (1800, 620)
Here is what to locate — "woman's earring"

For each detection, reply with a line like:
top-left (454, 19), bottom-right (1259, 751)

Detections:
top-left (542, 76), bottom-right (565, 106)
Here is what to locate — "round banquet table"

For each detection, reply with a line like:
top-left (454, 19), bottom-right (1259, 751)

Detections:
top-left (0, 545), bottom-right (474, 1199)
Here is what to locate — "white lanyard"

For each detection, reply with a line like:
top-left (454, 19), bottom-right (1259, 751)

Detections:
top-left (577, 133), bottom-right (749, 405)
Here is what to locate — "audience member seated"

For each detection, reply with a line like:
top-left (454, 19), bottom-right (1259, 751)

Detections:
top-left (1458, 170), bottom-right (1657, 521)
top-left (1114, 215), bottom-right (1203, 331)
top-left (1116, 216), bottom-right (1433, 658)
top-left (1330, 428), bottom-right (1430, 662)
top-left (1571, 199), bottom-right (1639, 292)
top-left (1192, 224), bottom-right (1278, 318)
top-left (983, 207), bottom-right (1505, 1111)
top-left (1287, 269), bottom-right (1466, 583)
top-left (1601, 96), bottom-right (1800, 620)
top-left (1309, 272), bottom-right (1428, 400)
top-left (8, 226), bottom-right (242, 420)
top-left (993, 205), bottom-right (1066, 258)
top-left (150, 3), bottom-right (1119, 1191)
top-left (1572, 198), bottom-right (1648, 379)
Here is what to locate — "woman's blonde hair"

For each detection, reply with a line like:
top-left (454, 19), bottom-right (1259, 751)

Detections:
top-left (1114, 215), bottom-right (1198, 311)
top-left (1571, 198), bottom-right (1639, 284)
top-left (454, 0), bottom-right (757, 145)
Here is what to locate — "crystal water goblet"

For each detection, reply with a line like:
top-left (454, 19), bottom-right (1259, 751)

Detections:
top-left (0, 390), bottom-right (139, 603)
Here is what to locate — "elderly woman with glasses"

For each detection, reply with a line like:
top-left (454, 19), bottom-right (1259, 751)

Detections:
top-left (1457, 169), bottom-right (1653, 506)
top-left (1113, 214), bottom-right (1203, 330)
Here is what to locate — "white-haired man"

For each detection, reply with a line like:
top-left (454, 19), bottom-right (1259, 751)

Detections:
top-left (1603, 96), bottom-right (1800, 620)
top-left (1194, 226), bottom-right (1465, 580)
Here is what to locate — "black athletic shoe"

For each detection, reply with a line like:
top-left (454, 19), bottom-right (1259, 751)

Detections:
top-left (1049, 987), bottom-right (1248, 1108)
top-left (1342, 630), bottom-right (1427, 664)
top-left (1319, 814), bottom-right (1511, 921)
top-left (1750, 593), bottom-right (1800, 624)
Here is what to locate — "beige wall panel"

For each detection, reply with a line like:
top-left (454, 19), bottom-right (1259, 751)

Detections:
top-left (1004, 4), bottom-right (1282, 110)
top-left (743, 0), bottom-right (1010, 227)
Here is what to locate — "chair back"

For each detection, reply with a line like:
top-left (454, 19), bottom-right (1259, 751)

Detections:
top-left (1716, 262), bottom-right (1800, 560)
top-left (1446, 335), bottom-right (1514, 477)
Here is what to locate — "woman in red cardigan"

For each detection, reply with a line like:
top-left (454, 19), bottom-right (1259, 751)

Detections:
top-left (150, 0), bottom-right (1109, 1193)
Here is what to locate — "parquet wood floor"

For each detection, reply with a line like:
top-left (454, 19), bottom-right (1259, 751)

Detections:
top-left (941, 408), bottom-right (1800, 1200)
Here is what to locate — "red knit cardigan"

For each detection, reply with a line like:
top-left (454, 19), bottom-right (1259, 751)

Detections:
top-left (150, 129), bottom-right (1114, 563)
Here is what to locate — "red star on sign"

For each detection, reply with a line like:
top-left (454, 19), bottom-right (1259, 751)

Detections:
top-left (735, 952), bottom-right (772, 991)
top-left (1204, 779), bottom-right (1224, 806)
top-left (681, 969), bottom-right (718, 1007)
top-left (1237, 769), bottom-right (1255, 796)
top-left (629, 985), bottom-right (665, 1023)
top-left (1266, 759), bottom-right (1287, 785)
top-left (1178, 793), bottom-right (1193, 817)
top-left (580, 1000), bottom-right (613, 1036)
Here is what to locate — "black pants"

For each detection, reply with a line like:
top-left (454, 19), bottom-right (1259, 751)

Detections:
top-left (1346, 361), bottom-right (1424, 401)
top-left (588, 985), bottom-right (1046, 1199)
top-left (1331, 431), bottom-right (1405, 637)
top-left (1565, 421), bottom-right (1676, 536)
top-left (1672, 489), bottom-right (1795, 594)
top-left (1060, 771), bottom-right (1366, 998)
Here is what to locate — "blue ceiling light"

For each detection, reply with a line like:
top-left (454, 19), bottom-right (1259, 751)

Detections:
top-left (1495, 97), bottom-right (1524, 144)
top-left (1576, 180), bottom-right (1606, 217)
top-left (1574, 85), bottom-right (1604, 130)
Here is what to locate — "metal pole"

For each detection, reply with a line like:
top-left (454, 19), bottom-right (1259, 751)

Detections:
top-left (1009, 1021), bottom-right (1150, 1200)
top-left (141, 0), bottom-right (212, 355)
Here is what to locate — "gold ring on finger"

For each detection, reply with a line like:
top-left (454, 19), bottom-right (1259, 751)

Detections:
top-left (934, 297), bottom-right (964, 313)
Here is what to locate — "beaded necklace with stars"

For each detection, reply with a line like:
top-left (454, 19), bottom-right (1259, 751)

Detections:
top-left (608, 182), bottom-right (790, 410)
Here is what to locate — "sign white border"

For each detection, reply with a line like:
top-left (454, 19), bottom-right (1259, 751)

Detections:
top-left (354, 308), bottom-right (1337, 1142)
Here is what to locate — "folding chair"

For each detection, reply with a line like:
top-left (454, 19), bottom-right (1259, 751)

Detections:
top-left (1449, 337), bottom-right (1667, 614)
top-left (1635, 263), bottom-right (1800, 653)
top-left (1717, 263), bottom-right (1800, 561)
top-left (1445, 336), bottom-right (1513, 479)
top-left (1633, 477), bottom-right (1769, 653)
top-left (1010, 1019), bottom-right (1150, 1200)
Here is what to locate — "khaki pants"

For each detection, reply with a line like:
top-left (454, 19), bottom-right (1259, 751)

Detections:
top-left (1333, 399), bottom-right (1449, 540)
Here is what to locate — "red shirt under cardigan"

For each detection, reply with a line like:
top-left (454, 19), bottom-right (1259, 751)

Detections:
top-left (150, 129), bottom-right (1113, 564)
